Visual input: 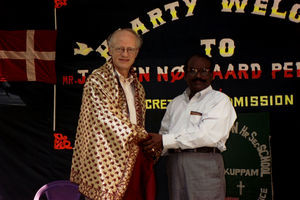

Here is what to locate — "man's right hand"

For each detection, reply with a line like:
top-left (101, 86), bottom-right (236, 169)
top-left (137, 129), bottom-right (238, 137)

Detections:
top-left (142, 133), bottom-right (162, 153)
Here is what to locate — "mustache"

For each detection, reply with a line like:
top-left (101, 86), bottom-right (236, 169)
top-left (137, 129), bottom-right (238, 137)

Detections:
top-left (192, 78), bottom-right (206, 82)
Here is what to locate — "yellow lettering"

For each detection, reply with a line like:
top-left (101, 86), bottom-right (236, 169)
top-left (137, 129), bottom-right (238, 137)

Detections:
top-left (275, 95), bottom-right (283, 105)
top-left (219, 38), bottom-right (235, 57)
top-left (161, 99), bottom-right (167, 109)
top-left (200, 39), bottom-right (216, 57)
top-left (146, 99), bottom-right (152, 109)
top-left (95, 40), bottom-right (110, 61)
top-left (182, 0), bottom-right (197, 17)
top-left (250, 96), bottom-right (259, 106)
top-left (289, 4), bottom-right (300, 23)
top-left (245, 96), bottom-right (248, 107)
top-left (285, 95), bottom-right (293, 105)
top-left (270, 0), bottom-right (287, 19)
top-left (252, 0), bottom-right (268, 16)
top-left (147, 8), bottom-right (167, 28)
top-left (234, 97), bottom-right (244, 107)
top-left (145, 99), bottom-right (173, 109)
top-left (130, 18), bottom-right (150, 35)
top-left (221, 0), bottom-right (248, 13)
top-left (165, 2), bottom-right (180, 21)
top-left (260, 96), bottom-right (268, 106)
top-left (152, 99), bottom-right (160, 109)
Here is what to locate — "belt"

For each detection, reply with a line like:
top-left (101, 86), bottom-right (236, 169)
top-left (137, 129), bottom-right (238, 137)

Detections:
top-left (168, 147), bottom-right (220, 154)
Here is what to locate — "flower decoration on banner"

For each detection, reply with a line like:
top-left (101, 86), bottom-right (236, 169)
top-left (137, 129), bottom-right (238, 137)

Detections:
top-left (54, 133), bottom-right (73, 150)
top-left (54, 0), bottom-right (67, 8)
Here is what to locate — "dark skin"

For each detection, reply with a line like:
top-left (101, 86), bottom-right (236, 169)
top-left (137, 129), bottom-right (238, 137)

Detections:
top-left (185, 55), bottom-right (213, 99)
top-left (143, 55), bottom-right (213, 153)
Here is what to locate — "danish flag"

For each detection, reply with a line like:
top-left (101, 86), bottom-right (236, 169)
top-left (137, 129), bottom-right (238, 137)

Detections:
top-left (0, 30), bottom-right (57, 83)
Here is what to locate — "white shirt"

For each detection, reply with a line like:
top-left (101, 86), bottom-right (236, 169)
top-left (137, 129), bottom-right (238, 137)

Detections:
top-left (115, 70), bottom-right (137, 124)
top-left (160, 86), bottom-right (237, 153)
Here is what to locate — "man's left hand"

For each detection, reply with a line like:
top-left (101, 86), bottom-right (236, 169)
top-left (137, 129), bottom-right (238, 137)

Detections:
top-left (142, 133), bottom-right (163, 153)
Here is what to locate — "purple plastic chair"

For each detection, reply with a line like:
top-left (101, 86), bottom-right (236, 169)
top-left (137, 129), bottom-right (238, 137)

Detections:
top-left (33, 180), bottom-right (81, 200)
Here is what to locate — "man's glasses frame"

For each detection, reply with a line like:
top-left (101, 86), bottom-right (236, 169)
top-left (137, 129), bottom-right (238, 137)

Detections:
top-left (187, 67), bottom-right (211, 76)
top-left (113, 47), bottom-right (138, 55)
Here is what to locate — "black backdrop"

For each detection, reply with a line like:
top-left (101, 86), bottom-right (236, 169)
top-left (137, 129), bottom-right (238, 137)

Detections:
top-left (0, 0), bottom-right (299, 199)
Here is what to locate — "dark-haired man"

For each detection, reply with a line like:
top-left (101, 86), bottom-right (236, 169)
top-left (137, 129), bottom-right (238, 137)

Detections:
top-left (144, 53), bottom-right (237, 200)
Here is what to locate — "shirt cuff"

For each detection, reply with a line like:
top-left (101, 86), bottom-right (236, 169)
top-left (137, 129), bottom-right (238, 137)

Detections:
top-left (162, 134), bottom-right (179, 149)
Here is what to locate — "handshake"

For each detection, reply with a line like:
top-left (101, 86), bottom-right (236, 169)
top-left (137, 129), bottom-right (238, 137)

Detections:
top-left (140, 133), bottom-right (163, 162)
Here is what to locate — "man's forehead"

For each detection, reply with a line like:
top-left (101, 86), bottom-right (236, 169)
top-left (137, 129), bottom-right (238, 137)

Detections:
top-left (113, 30), bottom-right (135, 40)
top-left (111, 31), bottom-right (137, 45)
top-left (188, 56), bottom-right (211, 67)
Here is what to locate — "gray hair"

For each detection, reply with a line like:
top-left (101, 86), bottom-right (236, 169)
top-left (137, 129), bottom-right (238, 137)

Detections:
top-left (107, 28), bottom-right (143, 49)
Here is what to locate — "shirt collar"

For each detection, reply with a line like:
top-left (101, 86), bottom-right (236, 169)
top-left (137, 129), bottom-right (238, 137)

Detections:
top-left (184, 85), bottom-right (212, 101)
top-left (115, 69), bottom-right (134, 84)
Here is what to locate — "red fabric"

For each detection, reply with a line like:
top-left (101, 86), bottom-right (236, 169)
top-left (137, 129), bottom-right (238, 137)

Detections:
top-left (123, 147), bottom-right (156, 200)
top-left (0, 59), bottom-right (27, 81)
top-left (0, 30), bottom-right (57, 83)
top-left (34, 30), bottom-right (57, 51)
top-left (35, 59), bottom-right (56, 83)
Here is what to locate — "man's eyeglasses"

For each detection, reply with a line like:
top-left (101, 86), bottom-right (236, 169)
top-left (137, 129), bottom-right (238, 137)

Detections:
top-left (113, 47), bottom-right (138, 55)
top-left (187, 67), bottom-right (211, 76)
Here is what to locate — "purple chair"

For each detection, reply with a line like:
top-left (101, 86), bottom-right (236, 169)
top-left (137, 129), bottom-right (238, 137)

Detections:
top-left (33, 180), bottom-right (81, 200)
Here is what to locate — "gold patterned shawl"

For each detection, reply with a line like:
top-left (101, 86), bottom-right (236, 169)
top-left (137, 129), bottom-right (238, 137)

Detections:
top-left (70, 59), bottom-right (149, 200)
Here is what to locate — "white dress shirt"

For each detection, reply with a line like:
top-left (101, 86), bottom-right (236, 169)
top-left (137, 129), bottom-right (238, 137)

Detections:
top-left (115, 70), bottom-right (137, 124)
top-left (159, 86), bottom-right (237, 153)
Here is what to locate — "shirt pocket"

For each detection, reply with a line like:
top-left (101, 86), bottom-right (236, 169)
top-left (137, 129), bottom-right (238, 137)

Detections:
top-left (189, 114), bottom-right (202, 126)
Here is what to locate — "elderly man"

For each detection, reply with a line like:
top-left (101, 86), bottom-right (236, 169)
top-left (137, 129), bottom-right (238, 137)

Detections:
top-left (70, 28), bottom-right (160, 200)
top-left (144, 53), bottom-right (237, 200)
